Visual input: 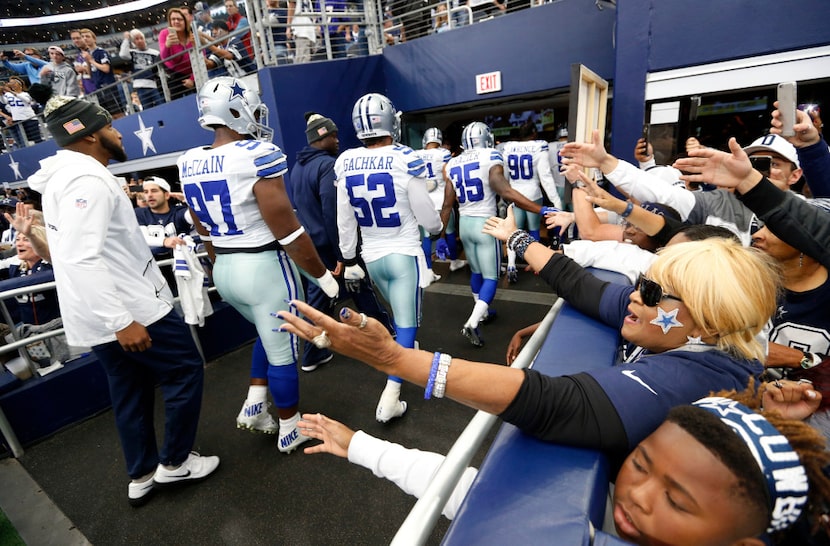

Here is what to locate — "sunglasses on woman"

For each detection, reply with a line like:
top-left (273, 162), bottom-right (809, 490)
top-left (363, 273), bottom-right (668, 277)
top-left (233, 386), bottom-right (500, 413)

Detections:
top-left (635, 274), bottom-right (683, 307)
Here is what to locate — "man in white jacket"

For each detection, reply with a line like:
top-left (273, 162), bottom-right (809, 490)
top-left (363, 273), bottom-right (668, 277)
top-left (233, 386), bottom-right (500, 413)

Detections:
top-left (28, 95), bottom-right (218, 507)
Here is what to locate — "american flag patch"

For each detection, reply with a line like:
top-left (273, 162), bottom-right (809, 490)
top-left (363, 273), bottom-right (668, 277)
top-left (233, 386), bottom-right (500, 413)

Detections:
top-left (317, 127), bottom-right (328, 136)
top-left (75, 199), bottom-right (87, 209)
top-left (63, 119), bottom-right (86, 135)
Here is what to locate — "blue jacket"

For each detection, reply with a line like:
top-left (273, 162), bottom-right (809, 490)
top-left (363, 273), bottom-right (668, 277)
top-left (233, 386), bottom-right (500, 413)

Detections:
top-left (2, 55), bottom-right (47, 85)
top-left (288, 146), bottom-right (341, 268)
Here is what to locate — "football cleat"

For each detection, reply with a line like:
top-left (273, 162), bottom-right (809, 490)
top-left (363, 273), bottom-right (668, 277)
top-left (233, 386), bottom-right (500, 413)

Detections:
top-left (449, 259), bottom-right (467, 272)
top-left (461, 325), bottom-right (484, 347)
top-left (236, 399), bottom-right (278, 434)
top-left (277, 424), bottom-right (311, 453)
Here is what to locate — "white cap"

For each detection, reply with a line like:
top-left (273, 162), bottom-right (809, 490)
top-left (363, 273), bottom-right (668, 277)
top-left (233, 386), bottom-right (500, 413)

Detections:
top-left (143, 176), bottom-right (171, 192)
top-left (743, 134), bottom-right (800, 168)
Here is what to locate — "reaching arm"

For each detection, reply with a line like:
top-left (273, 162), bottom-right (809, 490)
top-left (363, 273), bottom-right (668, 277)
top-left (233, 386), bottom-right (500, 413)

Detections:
top-left (253, 176), bottom-right (326, 278)
top-left (562, 130), bottom-right (696, 219)
top-left (488, 165), bottom-right (542, 214)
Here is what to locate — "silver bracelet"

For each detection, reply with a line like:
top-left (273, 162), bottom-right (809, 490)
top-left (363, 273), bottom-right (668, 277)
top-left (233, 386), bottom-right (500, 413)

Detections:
top-left (433, 353), bottom-right (453, 399)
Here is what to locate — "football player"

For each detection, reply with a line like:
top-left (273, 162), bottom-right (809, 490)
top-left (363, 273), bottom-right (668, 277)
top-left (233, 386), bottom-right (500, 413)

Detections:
top-left (179, 77), bottom-right (339, 453)
top-left (442, 122), bottom-right (556, 346)
top-left (501, 120), bottom-right (562, 283)
top-left (413, 127), bottom-right (466, 282)
top-left (336, 93), bottom-right (442, 422)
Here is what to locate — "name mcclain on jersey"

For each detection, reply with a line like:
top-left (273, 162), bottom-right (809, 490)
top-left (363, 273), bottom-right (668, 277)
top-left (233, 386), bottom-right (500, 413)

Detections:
top-left (340, 155), bottom-right (395, 173)
top-left (179, 154), bottom-right (226, 177)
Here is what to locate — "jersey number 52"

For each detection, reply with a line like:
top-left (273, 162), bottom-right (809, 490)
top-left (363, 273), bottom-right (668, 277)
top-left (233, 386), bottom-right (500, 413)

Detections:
top-left (345, 173), bottom-right (401, 228)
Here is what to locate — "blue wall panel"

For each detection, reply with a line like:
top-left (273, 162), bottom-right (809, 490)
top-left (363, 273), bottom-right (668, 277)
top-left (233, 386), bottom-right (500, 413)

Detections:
top-left (647, 0), bottom-right (830, 71)
top-left (384, 0), bottom-right (617, 112)
top-left (260, 55), bottom-right (385, 172)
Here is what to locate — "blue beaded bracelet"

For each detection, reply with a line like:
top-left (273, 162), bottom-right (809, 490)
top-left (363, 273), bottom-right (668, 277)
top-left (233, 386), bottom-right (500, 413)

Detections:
top-left (424, 351), bottom-right (441, 399)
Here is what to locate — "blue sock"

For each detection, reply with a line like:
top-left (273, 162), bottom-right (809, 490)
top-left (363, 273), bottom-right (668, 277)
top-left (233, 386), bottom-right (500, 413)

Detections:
top-left (479, 278), bottom-right (498, 304)
top-left (267, 363), bottom-right (300, 409)
top-left (446, 232), bottom-right (459, 260)
top-left (470, 272), bottom-right (483, 295)
top-left (396, 326), bottom-right (417, 349)
top-left (250, 337), bottom-right (268, 380)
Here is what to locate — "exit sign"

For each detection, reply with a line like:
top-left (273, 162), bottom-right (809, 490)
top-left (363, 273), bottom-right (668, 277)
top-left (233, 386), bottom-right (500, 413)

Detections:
top-left (476, 71), bottom-right (502, 95)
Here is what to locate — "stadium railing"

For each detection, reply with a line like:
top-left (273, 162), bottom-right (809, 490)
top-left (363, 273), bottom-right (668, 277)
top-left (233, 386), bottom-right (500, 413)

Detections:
top-left (390, 268), bottom-right (631, 546)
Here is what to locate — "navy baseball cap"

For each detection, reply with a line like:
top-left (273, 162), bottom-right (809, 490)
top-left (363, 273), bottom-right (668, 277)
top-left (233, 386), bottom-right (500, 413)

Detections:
top-left (0, 197), bottom-right (19, 208)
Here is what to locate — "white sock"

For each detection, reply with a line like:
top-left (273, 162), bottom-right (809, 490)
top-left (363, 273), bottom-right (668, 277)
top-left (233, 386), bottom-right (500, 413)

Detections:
top-left (507, 248), bottom-right (516, 269)
top-left (467, 299), bottom-right (489, 328)
top-left (382, 379), bottom-right (402, 396)
top-left (246, 384), bottom-right (268, 404)
top-left (278, 412), bottom-right (300, 431)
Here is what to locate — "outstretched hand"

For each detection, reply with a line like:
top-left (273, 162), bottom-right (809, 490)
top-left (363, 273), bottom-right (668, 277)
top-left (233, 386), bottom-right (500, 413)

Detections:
top-left (4, 202), bottom-right (33, 236)
top-left (275, 300), bottom-right (403, 373)
top-left (482, 204), bottom-right (518, 242)
top-left (560, 129), bottom-right (614, 171)
top-left (673, 137), bottom-right (762, 194)
top-left (299, 413), bottom-right (355, 458)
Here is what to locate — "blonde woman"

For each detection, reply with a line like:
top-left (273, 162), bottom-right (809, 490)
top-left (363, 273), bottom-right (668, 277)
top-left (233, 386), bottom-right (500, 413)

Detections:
top-left (277, 208), bottom-right (781, 459)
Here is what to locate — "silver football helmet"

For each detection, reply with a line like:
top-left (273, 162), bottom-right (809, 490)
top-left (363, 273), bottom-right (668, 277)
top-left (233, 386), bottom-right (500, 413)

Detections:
top-left (462, 121), bottom-right (493, 149)
top-left (352, 93), bottom-right (400, 142)
top-left (197, 77), bottom-right (273, 142)
top-left (422, 127), bottom-right (443, 148)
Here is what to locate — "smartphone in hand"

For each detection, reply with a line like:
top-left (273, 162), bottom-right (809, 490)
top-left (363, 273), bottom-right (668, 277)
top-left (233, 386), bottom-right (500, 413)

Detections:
top-left (777, 82), bottom-right (797, 137)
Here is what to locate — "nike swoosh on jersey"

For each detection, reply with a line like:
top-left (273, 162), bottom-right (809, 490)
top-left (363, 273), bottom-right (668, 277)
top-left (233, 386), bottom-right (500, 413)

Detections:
top-left (621, 369), bottom-right (658, 396)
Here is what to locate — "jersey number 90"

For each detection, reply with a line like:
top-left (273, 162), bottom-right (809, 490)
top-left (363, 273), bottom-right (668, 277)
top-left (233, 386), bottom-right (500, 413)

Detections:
top-left (507, 154), bottom-right (533, 180)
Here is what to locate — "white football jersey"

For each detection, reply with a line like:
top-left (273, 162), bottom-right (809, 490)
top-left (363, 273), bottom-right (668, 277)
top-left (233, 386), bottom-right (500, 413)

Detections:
top-left (501, 139), bottom-right (556, 202)
top-left (335, 144), bottom-right (441, 263)
top-left (548, 140), bottom-right (567, 189)
top-left (178, 139), bottom-right (288, 249)
top-left (413, 147), bottom-right (451, 210)
top-left (446, 148), bottom-right (504, 218)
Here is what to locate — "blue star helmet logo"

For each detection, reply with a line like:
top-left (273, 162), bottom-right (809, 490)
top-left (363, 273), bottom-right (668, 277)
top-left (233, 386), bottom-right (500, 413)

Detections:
top-left (229, 81), bottom-right (246, 102)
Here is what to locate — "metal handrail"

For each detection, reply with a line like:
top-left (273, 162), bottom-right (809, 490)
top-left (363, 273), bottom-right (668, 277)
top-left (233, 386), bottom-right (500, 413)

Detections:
top-left (390, 297), bottom-right (564, 545)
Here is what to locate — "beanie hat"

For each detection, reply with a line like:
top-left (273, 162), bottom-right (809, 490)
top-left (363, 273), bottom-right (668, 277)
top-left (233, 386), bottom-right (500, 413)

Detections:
top-left (305, 112), bottom-right (337, 144)
top-left (44, 95), bottom-right (112, 147)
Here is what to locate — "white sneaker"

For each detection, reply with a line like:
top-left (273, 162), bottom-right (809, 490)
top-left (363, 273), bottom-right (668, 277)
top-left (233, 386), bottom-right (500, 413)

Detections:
top-left (236, 399), bottom-right (278, 434)
top-left (277, 424), bottom-right (311, 453)
top-left (426, 269), bottom-right (441, 285)
top-left (128, 473), bottom-right (155, 507)
top-left (449, 259), bottom-right (467, 272)
top-left (154, 452), bottom-right (220, 485)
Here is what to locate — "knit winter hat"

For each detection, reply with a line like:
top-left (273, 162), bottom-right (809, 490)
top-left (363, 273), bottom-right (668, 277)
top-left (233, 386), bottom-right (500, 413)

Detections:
top-left (305, 112), bottom-right (337, 144)
top-left (44, 95), bottom-right (112, 146)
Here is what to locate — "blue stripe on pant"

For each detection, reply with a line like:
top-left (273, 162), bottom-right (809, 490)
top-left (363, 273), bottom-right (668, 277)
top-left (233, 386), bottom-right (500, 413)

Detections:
top-left (92, 310), bottom-right (204, 479)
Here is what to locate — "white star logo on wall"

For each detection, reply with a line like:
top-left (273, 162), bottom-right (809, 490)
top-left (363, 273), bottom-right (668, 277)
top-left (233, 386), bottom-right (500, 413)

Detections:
top-left (8, 154), bottom-right (21, 180)
top-left (134, 115), bottom-right (157, 156)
